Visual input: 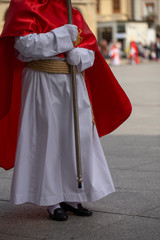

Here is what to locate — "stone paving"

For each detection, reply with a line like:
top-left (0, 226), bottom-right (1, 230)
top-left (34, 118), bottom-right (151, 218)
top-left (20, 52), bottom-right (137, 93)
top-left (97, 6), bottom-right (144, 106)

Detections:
top-left (0, 62), bottom-right (160, 240)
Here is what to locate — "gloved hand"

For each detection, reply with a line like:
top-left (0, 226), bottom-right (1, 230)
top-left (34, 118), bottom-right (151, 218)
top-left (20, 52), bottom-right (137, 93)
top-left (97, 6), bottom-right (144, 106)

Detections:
top-left (64, 24), bottom-right (78, 42)
top-left (66, 48), bottom-right (95, 72)
top-left (66, 48), bottom-right (81, 66)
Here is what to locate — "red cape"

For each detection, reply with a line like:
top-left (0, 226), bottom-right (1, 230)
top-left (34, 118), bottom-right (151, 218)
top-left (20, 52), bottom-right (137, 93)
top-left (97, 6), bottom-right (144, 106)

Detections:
top-left (0, 0), bottom-right (132, 170)
top-left (130, 41), bottom-right (140, 64)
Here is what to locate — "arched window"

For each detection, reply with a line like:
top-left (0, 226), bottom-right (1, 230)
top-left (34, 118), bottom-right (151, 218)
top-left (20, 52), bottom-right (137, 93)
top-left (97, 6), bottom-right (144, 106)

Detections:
top-left (113, 0), bottom-right (120, 13)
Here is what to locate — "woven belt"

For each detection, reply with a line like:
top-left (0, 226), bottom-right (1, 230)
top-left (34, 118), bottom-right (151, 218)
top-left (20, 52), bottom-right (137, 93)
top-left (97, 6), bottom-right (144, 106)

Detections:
top-left (25, 59), bottom-right (78, 74)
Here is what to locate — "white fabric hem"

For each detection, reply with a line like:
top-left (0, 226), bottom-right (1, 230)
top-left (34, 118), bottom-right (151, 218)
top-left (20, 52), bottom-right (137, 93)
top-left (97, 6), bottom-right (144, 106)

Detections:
top-left (11, 185), bottom-right (115, 206)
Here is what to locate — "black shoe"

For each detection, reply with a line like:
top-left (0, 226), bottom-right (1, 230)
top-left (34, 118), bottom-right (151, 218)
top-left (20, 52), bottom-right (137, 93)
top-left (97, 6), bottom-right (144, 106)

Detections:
top-left (60, 202), bottom-right (93, 216)
top-left (47, 208), bottom-right (68, 221)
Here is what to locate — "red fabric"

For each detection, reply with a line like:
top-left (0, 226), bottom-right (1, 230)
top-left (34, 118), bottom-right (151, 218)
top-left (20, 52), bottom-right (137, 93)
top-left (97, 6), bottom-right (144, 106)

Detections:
top-left (0, 0), bottom-right (132, 170)
top-left (85, 51), bottom-right (131, 136)
top-left (130, 41), bottom-right (140, 64)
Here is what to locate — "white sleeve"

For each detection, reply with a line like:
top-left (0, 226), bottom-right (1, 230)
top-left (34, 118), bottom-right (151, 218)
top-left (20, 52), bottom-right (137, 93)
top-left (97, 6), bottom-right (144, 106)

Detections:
top-left (14, 26), bottom-right (75, 60)
top-left (77, 48), bottom-right (95, 72)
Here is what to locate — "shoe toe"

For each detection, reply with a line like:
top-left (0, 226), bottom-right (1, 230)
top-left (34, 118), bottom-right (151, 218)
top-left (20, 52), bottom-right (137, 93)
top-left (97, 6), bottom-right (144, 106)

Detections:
top-left (60, 202), bottom-right (92, 216)
top-left (48, 208), bottom-right (68, 221)
top-left (76, 203), bottom-right (93, 216)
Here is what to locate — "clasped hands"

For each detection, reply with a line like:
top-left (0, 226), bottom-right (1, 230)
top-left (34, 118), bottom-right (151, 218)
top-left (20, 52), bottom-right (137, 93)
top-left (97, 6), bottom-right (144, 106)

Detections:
top-left (64, 24), bottom-right (82, 66)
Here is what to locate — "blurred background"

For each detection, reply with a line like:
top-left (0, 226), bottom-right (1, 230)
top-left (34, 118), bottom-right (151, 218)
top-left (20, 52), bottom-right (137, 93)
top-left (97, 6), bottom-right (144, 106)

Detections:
top-left (0, 2), bottom-right (160, 238)
top-left (1, 0), bottom-right (160, 65)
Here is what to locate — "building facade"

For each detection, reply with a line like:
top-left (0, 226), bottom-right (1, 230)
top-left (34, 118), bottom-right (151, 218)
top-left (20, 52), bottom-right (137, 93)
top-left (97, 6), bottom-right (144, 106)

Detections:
top-left (0, 0), bottom-right (10, 33)
top-left (97, 0), bottom-right (160, 50)
top-left (97, 0), bottom-right (134, 50)
top-left (97, 0), bottom-right (133, 22)
top-left (134, 0), bottom-right (160, 33)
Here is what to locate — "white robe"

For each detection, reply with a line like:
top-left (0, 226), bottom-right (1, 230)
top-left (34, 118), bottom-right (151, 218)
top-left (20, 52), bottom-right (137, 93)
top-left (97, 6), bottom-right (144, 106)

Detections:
top-left (109, 47), bottom-right (120, 66)
top-left (11, 26), bottom-right (115, 206)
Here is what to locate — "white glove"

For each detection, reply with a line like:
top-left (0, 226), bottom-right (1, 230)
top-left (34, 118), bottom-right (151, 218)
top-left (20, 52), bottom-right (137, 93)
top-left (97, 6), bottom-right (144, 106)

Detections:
top-left (66, 48), bottom-right (95, 72)
top-left (64, 24), bottom-right (78, 42)
top-left (66, 48), bottom-right (81, 66)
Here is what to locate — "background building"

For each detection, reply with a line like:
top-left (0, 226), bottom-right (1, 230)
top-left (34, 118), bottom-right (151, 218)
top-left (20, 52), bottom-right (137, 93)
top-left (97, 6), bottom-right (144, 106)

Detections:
top-left (134, 0), bottom-right (160, 31)
top-left (97, 0), bottom-right (134, 51)
top-left (0, 0), bottom-right (10, 33)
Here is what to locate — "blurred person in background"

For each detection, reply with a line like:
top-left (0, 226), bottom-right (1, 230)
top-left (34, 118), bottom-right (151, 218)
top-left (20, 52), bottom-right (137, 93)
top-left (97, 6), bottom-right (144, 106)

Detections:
top-left (155, 35), bottom-right (160, 61)
top-left (149, 41), bottom-right (156, 60)
top-left (99, 39), bottom-right (109, 59)
top-left (109, 43), bottom-right (120, 66)
top-left (137, 42), bottom-right (145, 58)
top-left (129, 41), bottom-right (140, 64)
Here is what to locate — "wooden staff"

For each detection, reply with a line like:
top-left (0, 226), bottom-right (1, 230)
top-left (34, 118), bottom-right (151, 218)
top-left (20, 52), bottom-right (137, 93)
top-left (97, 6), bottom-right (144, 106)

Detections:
top-left (66, 0), bottom-right (82, 188)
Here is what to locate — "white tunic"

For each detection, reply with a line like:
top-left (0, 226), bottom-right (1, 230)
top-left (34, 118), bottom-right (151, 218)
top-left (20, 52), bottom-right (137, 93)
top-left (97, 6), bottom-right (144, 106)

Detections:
top-left (109, 47), bottom-right (120, 66)
top-left (11, 26), bottom-right (115, 206)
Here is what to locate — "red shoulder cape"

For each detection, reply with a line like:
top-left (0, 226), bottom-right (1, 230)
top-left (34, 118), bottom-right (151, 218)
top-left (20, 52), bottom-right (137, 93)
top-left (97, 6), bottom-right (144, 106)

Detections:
top-left (0, 0), bottom-right (132, 170)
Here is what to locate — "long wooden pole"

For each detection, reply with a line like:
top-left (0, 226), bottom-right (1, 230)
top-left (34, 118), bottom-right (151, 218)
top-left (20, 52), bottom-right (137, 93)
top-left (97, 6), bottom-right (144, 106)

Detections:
top-left (66, 0), bottom-right (82, 188)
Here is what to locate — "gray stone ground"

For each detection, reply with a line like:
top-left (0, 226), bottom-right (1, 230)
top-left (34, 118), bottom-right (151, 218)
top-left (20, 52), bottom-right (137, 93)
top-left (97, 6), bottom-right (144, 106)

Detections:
top-left (0, 61), bottom-right (160, 240)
